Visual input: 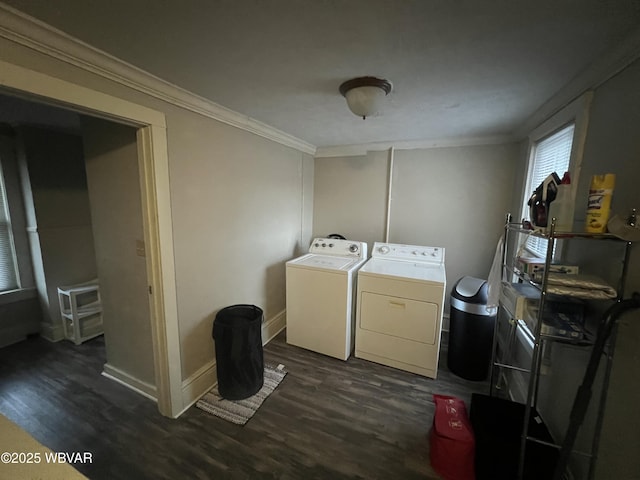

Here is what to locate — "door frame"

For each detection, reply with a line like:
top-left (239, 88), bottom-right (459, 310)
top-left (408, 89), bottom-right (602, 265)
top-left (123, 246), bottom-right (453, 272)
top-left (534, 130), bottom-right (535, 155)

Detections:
top-left (0, 59), bottom-right (182, 418)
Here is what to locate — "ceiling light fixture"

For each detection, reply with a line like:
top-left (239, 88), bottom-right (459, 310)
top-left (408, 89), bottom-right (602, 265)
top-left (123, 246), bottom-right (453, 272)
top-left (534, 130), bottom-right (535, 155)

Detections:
top-left (339, 76), bottom-right (392, 119)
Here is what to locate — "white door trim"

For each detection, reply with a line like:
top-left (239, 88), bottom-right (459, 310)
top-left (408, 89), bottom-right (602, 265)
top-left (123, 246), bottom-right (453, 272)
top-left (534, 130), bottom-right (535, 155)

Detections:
top-left (0, 58), bottom-right (182, 418)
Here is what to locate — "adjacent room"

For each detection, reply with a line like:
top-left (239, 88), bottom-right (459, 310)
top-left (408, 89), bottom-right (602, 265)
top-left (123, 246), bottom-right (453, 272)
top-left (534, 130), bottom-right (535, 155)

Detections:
top-left (0, 1), bottom-right (639, 479)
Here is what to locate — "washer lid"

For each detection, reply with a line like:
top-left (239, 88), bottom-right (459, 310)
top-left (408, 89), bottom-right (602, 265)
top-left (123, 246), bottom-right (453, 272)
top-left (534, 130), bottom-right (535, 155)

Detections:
top-left (359, 258), bottom-right (446, 283)
top-left (287, 253), bottom-right (364, 271)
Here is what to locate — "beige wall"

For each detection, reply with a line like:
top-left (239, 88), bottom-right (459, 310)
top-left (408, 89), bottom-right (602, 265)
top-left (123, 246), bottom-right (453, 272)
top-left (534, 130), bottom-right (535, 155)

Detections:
top-left (15, 127), bottom-right (98, 340)
top-left (314, 144), bottom-right (519, 309)
top-left (390, 145), bottom-right (519, 293)
top-left (299, 154), bottom-right (315, 257)
top-left (82, 117), bottom-right (155, 388)
top-left (313, 150), bottom-right (389, 249)
top-left (167, 108), bottom-right (313, 378)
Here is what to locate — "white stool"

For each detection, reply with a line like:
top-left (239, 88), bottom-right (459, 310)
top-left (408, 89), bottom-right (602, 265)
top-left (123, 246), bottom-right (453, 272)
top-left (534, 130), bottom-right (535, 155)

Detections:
top-left (57, 279), bottom-right (103, 345)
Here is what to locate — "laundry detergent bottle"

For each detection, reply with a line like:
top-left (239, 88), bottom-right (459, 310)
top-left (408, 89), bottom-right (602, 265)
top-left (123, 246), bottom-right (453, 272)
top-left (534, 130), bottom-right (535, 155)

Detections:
top-left (585, 174), bottom-right (615, 233)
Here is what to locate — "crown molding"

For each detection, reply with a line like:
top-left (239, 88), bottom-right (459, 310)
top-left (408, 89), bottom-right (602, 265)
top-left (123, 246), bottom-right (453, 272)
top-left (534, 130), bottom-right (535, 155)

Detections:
top-left (0, 4), bottom-right (316, 155)
top-left (314, 134), bottom-right (516, 158)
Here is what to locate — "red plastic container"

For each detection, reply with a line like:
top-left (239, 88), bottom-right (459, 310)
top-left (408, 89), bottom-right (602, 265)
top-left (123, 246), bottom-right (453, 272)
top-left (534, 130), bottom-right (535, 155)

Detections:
top-left (429, 394), bottom-right (475, 480)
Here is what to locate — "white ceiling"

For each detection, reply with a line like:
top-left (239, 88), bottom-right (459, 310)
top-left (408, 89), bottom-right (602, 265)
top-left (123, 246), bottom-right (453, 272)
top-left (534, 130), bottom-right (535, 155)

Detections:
top-left (2, 0), bottom-right (640, 149)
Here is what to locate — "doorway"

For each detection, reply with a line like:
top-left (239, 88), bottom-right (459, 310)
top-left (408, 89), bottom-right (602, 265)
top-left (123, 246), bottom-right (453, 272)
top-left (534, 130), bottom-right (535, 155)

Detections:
top-left (0, 59), bottom-right (181, 417)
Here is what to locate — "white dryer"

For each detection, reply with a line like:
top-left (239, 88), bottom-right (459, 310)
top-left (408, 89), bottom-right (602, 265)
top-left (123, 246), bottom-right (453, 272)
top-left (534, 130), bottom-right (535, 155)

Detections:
top-left (286, 238), bottom-right (368, 360)
top-left (355, 242), bottom-right (446, 378)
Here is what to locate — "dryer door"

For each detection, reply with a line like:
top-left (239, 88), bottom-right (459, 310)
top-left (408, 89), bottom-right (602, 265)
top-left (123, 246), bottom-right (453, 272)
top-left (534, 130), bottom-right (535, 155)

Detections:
top-left (359, 292), bottom-right (438, 344)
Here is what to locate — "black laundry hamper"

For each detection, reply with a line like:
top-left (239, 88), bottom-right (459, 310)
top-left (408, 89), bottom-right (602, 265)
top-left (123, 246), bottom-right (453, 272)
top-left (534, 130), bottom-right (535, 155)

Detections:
top-left (212, 304), bottom-right (264, 400)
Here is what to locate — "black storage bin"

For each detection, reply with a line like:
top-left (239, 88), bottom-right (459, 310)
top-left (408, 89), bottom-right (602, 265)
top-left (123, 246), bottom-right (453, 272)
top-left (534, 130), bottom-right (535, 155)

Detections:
top-left (470, 393), bottom-right (558, 480)
top-left (212, 304), bottom-right (264, 400)
top-left (447, 276), bottom-right (496, 381)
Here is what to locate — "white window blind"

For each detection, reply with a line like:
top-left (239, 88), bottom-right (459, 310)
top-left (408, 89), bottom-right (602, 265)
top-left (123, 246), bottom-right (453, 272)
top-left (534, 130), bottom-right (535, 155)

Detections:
top-left (0, 163), bottom-right (18, 292)
top-left (525, 124), bottom-right (575, 257)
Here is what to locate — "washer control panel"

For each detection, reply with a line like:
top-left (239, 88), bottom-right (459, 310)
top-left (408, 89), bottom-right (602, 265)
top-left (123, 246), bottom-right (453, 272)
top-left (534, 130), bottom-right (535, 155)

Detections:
top-left (372, 242), bottom-right (444, 264)
top-left (308, 238), bottom-right (368, 258)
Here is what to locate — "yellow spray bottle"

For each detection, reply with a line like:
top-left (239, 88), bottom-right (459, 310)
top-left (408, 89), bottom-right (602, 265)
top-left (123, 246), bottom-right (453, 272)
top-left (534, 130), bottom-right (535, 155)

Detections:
top-left (585, 174), bottom-right (615, 233)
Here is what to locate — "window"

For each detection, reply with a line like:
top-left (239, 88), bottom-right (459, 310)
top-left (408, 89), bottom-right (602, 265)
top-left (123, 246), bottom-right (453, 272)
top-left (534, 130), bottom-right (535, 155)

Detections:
top-left (523, 123), bottom-right (575, 257)
top-left (0, 162), bottom-right (19, 292)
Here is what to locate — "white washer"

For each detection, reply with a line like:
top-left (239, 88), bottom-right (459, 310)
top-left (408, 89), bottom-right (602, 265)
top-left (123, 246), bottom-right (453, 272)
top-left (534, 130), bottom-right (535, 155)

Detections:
top-left (355, 242), bottom-right (446, 378)
top-left (286, 238), bottom-right (368, 360)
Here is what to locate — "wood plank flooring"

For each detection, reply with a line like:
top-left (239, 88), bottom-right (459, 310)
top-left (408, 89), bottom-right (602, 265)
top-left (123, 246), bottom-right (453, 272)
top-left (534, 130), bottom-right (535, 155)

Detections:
top-left (0, 331), bottom-right (488, 479)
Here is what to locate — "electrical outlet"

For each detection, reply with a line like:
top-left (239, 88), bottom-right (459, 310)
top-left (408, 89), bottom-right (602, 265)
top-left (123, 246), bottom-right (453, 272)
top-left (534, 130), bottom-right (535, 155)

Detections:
top-left (136, 239), bottom-right (146, 257)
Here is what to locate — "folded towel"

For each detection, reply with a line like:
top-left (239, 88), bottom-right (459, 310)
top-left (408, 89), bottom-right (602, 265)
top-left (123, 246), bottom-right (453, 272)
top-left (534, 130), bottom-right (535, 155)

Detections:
top-left (543, 273), bottom-right (617, 300)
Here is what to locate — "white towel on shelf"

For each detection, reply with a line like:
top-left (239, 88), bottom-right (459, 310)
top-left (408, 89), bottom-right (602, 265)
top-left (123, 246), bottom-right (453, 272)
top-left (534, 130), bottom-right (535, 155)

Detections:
top-left (543, 273), bottom-right (617, 300)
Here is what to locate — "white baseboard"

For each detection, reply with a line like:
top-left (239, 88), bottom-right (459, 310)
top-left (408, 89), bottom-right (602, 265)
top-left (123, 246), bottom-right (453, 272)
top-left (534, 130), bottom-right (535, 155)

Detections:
top-left (177, 309), bottom-right (287, 417)
top-left (0, 327), bottom-right (28, 349)
top-left (262, 309), bottom-right (286, 345)
top-left (39, 321), bottom-right (65, 342)
top-left (178, 360), bottom-right (217, 417)
top-left (0, 320), bottom-right (40, 348)
top-left (102, 363), bottom-right (157, 402)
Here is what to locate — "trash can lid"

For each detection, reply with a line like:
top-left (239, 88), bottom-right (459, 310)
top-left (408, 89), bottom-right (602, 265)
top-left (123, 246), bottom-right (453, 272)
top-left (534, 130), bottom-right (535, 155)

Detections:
top-left (453, 276), bottom-right (488, 303)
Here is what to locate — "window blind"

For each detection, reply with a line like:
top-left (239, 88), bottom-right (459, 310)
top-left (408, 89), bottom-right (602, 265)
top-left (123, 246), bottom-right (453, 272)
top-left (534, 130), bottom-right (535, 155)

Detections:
top-left (525, 124), bottom-right (575, 257)
top-left (530, 125), bottom-right (574, 190)
top-left (0, 165), bottom-right (18, 292)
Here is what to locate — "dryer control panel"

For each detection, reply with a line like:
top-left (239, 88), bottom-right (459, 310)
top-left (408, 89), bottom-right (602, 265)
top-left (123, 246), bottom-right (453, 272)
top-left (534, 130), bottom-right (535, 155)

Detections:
top-left (309, 238), bottom-right (368, 258)
top-left (372, 242), bottom-right (445, 264)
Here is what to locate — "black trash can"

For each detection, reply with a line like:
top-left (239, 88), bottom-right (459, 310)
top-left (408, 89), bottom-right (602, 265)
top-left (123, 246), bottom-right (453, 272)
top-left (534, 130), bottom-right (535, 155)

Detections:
top-left (212, 304), bottom-right (264, 400)
top-left (447, 276), bottom-right (496, 381)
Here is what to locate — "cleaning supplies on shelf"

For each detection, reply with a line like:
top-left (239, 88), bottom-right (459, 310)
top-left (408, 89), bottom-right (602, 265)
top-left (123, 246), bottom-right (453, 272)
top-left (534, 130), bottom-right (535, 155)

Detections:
top-left (585, 174), bottom-right (615, 233)
top-left (528, 172), bottom-right (561, 230)
top-left (550, 171), bottom-right (574, 232)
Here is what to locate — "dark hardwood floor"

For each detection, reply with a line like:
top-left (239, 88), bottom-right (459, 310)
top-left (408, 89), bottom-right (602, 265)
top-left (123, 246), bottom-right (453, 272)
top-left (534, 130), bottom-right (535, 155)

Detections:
top-left (0, 331), bottom-right (488, 479)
